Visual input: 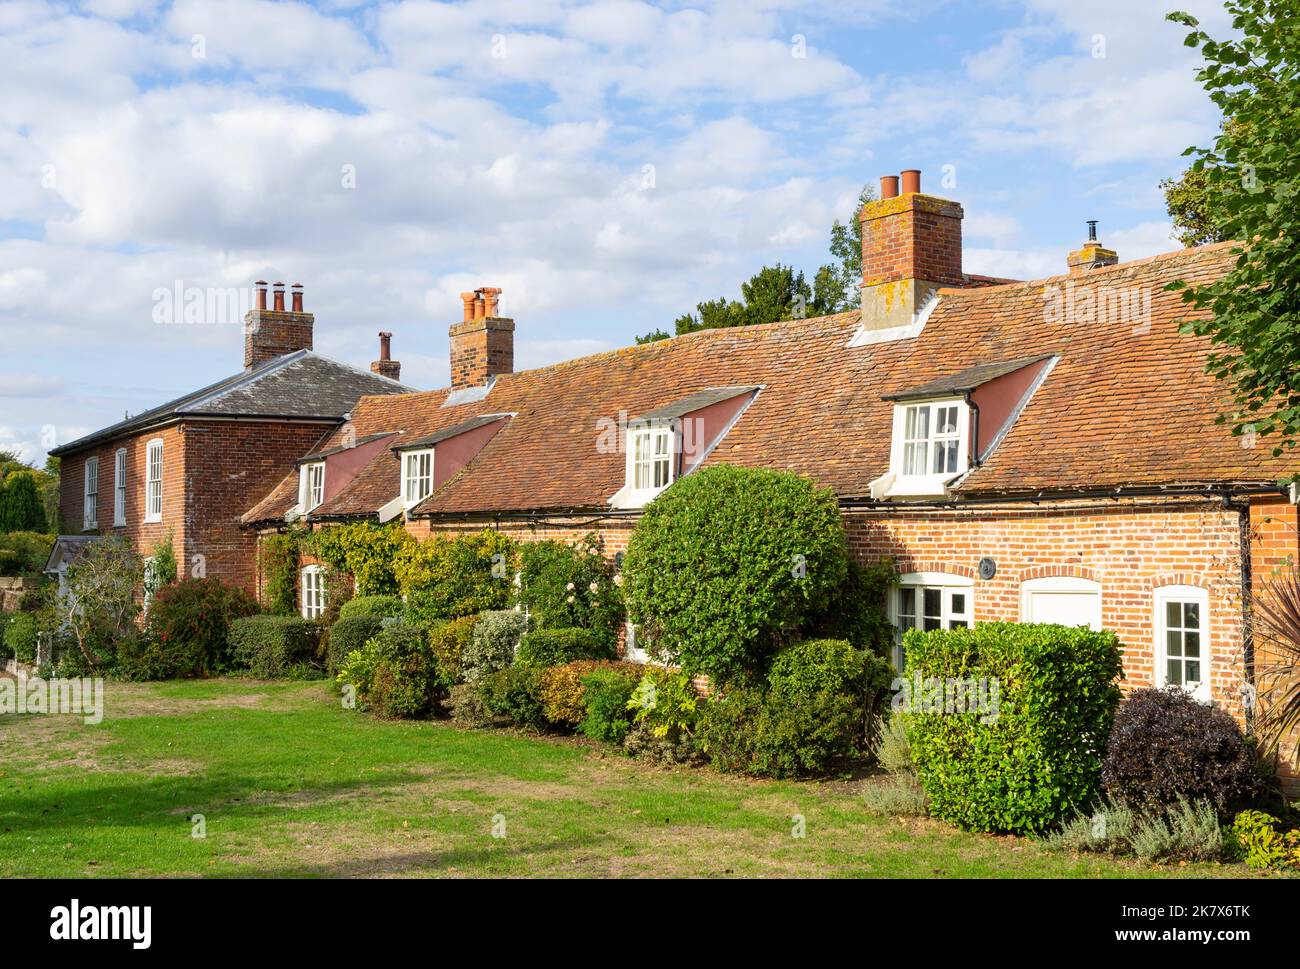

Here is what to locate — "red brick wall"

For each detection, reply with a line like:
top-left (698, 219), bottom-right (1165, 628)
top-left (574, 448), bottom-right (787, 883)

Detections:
top-left (861, 194), bottom-right (965, 288)
top-left (448, 317), bottom-right (514, 390)
top-left (844, 498), bottom-right (1251, 716)
top-left (59, 419), bottom-right (333, 596)
top-left (1248, 497), bottom-right (1300, 791)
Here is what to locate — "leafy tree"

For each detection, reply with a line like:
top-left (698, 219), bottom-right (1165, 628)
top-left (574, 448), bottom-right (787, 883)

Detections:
top-left (55, 536), bottom-right (144, 670)
top-left (0, 471), bottom-right (47, 532)
top-left (638, 185), bottom-right (875, 342)
top-left (1161, 165), bottom-right (1227, 247)
top-left (1166, 4), bottom-right (1300, 459)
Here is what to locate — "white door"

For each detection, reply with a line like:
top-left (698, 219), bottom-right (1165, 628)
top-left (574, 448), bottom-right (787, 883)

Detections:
top-left (1021, 577), bottom-right (1102, 630)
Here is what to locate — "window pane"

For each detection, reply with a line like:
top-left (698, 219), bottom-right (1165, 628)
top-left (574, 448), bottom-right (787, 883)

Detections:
top-left (1184, 631), bottom-right (1200, 658)
top-left (905, 406), bottom-right (929, 441)
top-left (1165, 601), bottom-right (1181, 628)
top-left (934, 439), bottom-right (957, 474)
top-left (1167, 659), bottom-right (1182, 685)
top-left (899, 588), bottom-right (915, 619)
top-left (950, 592), bottom-right (966, 616)
top-left (1166, 629), bottom-right (1182, 658)
top-left (1183, 601), bottom-right (1200, 629)
top-left (936, 406), bottom-right (957, 435)
top-left (903, 442), bottom-right (927, 476)
top-left (922, 616), bottom-right (941, 631)
top-left (1185, 661), bottom-right (1200, 683)
top-left (923, 588), bottom-right (941, 619)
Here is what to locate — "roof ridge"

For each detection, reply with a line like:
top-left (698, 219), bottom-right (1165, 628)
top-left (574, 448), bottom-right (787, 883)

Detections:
top-left (940, 240), bottom-right (1240, 296)
top-left (301, 350), bottom-right (418, 391)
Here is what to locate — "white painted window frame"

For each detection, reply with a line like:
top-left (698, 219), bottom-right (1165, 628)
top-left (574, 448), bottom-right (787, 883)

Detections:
top-left (113, 448), bottom-right (127, 526)
top-left (145, 438), bottom-right (164, 523)
top-left (301, 565), bottom-right (326, 620)
top-left (886, 397), bottom-right (970, 497)
top-left (83, 456), bottom-right (99, 530)
top-left (402, 448), bottom-right (434, 509)
top-left (888, 571), bottom-right (975, 672)
top-left (1154, 585), bottom-right (1211, 703)
top-left (624, 620), bottom-right (649, 663)
top-left (299, 461), bottom-right (325, 514)
top-left (625, 423), bottom-right (674, 503)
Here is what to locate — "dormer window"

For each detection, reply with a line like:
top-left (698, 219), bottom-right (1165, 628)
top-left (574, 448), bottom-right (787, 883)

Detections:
top-left (628, 424), bottom-right (674, 497)
top-left (873, 397), bottom-right (971, 499)
top-left (299, 461), bottom-right (324, 513)
top-left (403, 449), bottom-right (433, 508)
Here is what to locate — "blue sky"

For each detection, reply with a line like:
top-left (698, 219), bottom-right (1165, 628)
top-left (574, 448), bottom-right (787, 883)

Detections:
top-left (0, 0), bottom-right (1232, 463)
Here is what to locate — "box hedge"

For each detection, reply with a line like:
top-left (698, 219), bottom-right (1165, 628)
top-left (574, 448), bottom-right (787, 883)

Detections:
top-left (515, 627), bottom-right (615, 668)
top-left (338, 595), bottom-right (405, 620)
top-left (230, 615), bottom-right (320, 678)
top-left (903, 621), bottom-right (1124, 834)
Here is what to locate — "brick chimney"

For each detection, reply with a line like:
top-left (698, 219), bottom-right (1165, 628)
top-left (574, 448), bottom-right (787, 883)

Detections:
top-left (371, 331), bottom-right (401, 381)
top-left (859, 169), bottom-right (964, 332)
top-left (449, 286), bottom-right (513, 390)
top-left (1067, 221), bottom-right (1119, 274)
top-left (243, 281), bottom-right (314, 369)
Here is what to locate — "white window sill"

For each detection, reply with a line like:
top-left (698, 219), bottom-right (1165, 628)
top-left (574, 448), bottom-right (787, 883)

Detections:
top-left (869, 472), bottom-right (952, 501)
top-left (609, 483), bottom-right (670, 510)
top-left (377, 496), bottom-right (404, 523)
top-left (144, 515), bottom-right (162, 524)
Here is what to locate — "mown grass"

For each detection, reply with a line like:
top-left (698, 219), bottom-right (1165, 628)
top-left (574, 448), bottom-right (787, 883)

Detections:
top-left (0, 679), bottom-right (1271, 878)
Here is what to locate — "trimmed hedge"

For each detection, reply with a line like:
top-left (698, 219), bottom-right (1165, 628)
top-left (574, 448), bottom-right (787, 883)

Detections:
top-left (515, 627), bottom-right (615, 668)
top-left (1102, 687), bottom-right (1263, 815)
top-left (326, 615), bottom-right (385, 674)
top-left (339, 595), bottom-right (405, 619)
top-left (3, 611), bottom-right (38, 664)
top-left (903, 622), bottom-right (1124, 834)
top-left (622, 465), bottom-right (848, 685)
top-left (230, 615), bottom-right (320, 678)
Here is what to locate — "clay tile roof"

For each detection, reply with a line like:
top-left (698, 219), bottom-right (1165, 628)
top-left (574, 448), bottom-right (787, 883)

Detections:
top-left (242, 240), bottom-right (1297, 525)
top-left (882, 356), bottom-right (1053, 401)
top-left (298, 432), bottom-right (397, 464)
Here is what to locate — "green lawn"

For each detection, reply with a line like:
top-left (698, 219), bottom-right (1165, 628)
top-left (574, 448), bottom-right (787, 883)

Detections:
top-left (0, 678), bottom-right (1272, 878)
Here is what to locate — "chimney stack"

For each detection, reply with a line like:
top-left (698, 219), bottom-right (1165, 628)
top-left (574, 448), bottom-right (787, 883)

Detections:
top-left (1067, 221), bottom-right (1119, 274)
top-left (371, 331), bottom-right (401, 381)
top-left (859, 168), bottom-right (965, 333)
top-left (243, 279), bottom-right (314, 369)
top-left (449, 285), bottom-right (514, 390)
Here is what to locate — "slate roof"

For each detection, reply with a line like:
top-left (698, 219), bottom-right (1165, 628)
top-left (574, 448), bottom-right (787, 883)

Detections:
top-left (51, 351), bottom-right (417, 456)
top-left (243, 241), bottom-right (1296, 526)
top-left (394, 414), bottom-right (513, 451)
top-left (635, 386), bottom-right (762, 422)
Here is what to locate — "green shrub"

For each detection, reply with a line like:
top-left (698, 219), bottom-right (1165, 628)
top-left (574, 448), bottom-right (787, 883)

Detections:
top-left (339, 595), bottom-right (405, 619)
top-left (336, 624), bottom-right (446, 719)
top-left (1227, 809), bottom-right (1300, 869)
top-left (1102, 687), bottom-right (1263, 816)
top-left (768, 638), bottom-right (893, 750)
top-left (1045, 800), bottom-right (1137, 854)
top-left (1129, 797), bottom-right (1225, 863)
top-left (518, 534), bottom-right (624, 642)
top-left (0, 612), bottom-right (10, 660)
top-left (623, 465), bottom-right (848, 685)
top-left (393, 529), bottom-right (518, 623)
top-left (463, 610), bottom-right (529, 684)
top-left (428, 615), bottom-right (477, 684)
top-left (862, 774), bottom-right (929, 817)
top-left (516, 627), bottom-right (615, 668)
top-left (326, 615), bottom-right (385, 674)
top-left (578, 666), bottom-right (643, 743)
top-left (876, 715), bottom-right (913, 774)
top-left (4, 611), bottom-right (39, 664)
top-left (693, 687), bottom-right (764, 772)
top-left (537, 659), bottom-right (632, 727)
top-left (627, 667), bottom-right (700, 745)
top-left (695, 685), bottom-right (862, 778)
top-left (0, 532), bottom-right (55, 576)
top-left (309, 521), bottom-right (412, 596)
top-left (904, 621), bottom-right (1124, 835)
top-left (478, 664), bottom-right (547, 731)
top-left (260, 530), bottom-right (301, 614)
top-left (449, 682), bottom-right (493, 728)
top-left (141, 578), bottom-right (259, 678)
top-left (144, 532), bottom-right (178, 602)
top-left (802, 559), bottom-right (896, 653)
top-left (230, 615), bottom-right (320, 678)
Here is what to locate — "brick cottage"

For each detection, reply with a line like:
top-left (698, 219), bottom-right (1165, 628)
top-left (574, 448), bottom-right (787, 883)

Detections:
top-left (58, 170), bottom-right (1299, 771)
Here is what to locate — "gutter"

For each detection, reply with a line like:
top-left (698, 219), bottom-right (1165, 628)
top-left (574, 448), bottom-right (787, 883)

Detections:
top-left (838, 483), bottom-right (1287, 511)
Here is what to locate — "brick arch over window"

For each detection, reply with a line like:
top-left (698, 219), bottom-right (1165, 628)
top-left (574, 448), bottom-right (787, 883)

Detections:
top-left (1018, 564), bottom-right (1098, 584)
top-left (1142, 573), bottom-right (1213, 593)
top-left (891, 559), bottom-right (976, 580)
